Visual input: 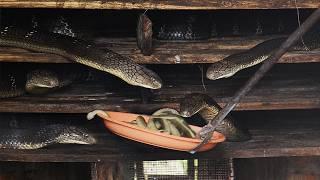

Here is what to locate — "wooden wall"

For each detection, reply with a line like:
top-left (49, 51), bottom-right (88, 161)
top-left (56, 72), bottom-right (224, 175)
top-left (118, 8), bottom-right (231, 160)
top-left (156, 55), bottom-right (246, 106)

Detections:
top-left (235, 157), bottom-right (320, 180)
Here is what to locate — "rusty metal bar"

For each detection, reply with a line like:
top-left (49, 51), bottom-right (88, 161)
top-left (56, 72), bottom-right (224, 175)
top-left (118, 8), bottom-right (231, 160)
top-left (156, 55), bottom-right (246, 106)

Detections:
top-left (191, 7), bottom-right (320, 153)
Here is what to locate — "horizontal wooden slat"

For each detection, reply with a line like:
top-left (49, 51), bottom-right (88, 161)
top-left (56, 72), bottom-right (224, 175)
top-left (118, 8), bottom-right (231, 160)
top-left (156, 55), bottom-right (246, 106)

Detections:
top-left (0, 0), bottom-right (318, 10)
top-left (1, 36), bottom-right (320, 64)
top-left (0, 63), bottom-right (319, 113)
top-left (0, 110), bottom-right (318, 162)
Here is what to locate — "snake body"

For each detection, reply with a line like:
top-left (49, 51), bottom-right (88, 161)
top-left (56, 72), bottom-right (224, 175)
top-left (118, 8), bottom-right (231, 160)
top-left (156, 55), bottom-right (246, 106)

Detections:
top-left (0, 70), bottom-right (26, 98)
top-left (25, 68), bottom-right (90, 95)
top-left (0, 124), bottom-right (96, 149)
top-left (154, 13), bottom-right (211, 41)
top-left (179, 93), bottom-right (250, 141)
top-left (0, 67), bottom-right (89, 98)
top-left (206, 25), bottom-right (320, 80)
top-left (0, 26), bottom-right (162, 89)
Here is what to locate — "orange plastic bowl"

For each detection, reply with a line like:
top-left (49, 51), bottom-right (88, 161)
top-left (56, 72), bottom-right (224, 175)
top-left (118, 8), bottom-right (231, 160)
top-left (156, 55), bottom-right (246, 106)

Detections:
top-left (89, 111), bottom-right (226, 152)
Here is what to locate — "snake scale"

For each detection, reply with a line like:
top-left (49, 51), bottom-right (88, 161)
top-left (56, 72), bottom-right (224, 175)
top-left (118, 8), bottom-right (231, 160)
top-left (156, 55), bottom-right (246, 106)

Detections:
top-left (180, 93), bottom-right (250, 141)
top-left (0, 70), bottom-right (26, 98)
top-left (154, 13), bottom-right (211, 41)
top-left (0, 66), bottom-right (91, 98)
top-left (0, 124), bottom-right (96, 149)
top-left (0, 26), bottom-right (162, 89)
top-left (153, 13), bottom-right (320, 80)
top-left (206, 25), bottom-right (320, 80)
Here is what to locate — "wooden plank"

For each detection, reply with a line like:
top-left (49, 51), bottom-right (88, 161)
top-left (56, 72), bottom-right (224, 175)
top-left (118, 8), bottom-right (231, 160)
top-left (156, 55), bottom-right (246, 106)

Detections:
top-left (0, 162), bottom-right (91, 180)
top-left (91, 162), bottom-right (123, 180)
top-left (0, 0), bottom-right (318, 9)
top-left (0, 63), bottom-right (319, 113)
top-left (0, 110), bottom-right (318, 161)
top-left (235, 157), bottom-right (320, 180)
top-left (0, 36), bottom-right (320, 64)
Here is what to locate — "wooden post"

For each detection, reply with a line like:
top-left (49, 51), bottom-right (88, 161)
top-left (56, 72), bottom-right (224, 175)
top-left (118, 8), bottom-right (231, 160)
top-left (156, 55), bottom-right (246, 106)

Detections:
top-left (91, 162), bottom-right (124, 180)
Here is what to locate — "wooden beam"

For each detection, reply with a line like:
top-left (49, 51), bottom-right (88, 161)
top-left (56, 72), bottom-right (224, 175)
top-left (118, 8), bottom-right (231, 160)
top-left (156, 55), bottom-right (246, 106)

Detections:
top-left (0, 36), bottom-right (320, 64)
top-left (235, 157), bottom-right (320, 180)
top-left (91, 162), bottom-right (123, 180)
top-left (0, 0), bottom-right (318, 10)
top-left (0, 110), bottom-right (318, 161)
top-left (0, 63), bottom-right (319, 113)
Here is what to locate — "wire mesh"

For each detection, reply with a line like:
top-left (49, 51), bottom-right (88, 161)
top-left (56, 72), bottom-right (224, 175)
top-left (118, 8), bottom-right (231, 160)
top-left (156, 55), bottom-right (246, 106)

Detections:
top-left (123, 159), bottom-right (233, 180)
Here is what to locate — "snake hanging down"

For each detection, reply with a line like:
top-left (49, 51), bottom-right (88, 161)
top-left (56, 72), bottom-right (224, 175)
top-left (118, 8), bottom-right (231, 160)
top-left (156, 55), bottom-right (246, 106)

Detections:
top-left (0, 124), bottom-right (96, 149)
top-left (0, 26), bottom-right (162, 89)
top-left (206, 25), bottom-right (320, 80)
top-left (179, 93), bottom-right (250, 141)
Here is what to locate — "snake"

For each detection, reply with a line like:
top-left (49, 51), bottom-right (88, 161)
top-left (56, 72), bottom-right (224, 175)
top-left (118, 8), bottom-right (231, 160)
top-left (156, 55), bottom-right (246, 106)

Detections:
top-left (0, 67), bottom-right (90, 98)
top-left (206, 25), bottom-right (320, 80)
top-left (0, 26), bottom-right (162, 89)
top-left (25, 68), bottom-right (91, 95)
top-left (179, 93), bottom-right (250, 141)
top-left (0, 73), bottom-right (26, 98)
top-left (129, 108), bottom-right (196, 138)
top-left (154, 13), bottom-right (212, 41)
top-left (0, 124), bottom-right (96, 149)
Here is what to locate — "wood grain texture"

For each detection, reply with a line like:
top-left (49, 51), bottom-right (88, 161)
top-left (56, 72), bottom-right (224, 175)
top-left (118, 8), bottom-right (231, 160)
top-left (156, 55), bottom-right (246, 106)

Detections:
top-left (91, 162), bottom-right (122, 180)
top-left (235, 157), bottom-right (320, 180)
top-left (0, 63), bottom-right (319, 113)
top-left (0, 0), bottom-right (318, 9)
top-left (0, 162), bottom-right (90, 180)
top-left (0, 110), bottom-right (318, 162)
top-left (0, 36), bottom-right (320, 64)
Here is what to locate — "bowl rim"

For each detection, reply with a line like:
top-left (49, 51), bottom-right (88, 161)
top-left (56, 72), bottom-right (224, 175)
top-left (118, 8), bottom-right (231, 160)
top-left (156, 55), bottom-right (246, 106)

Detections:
top-left (96, 111), bottom-right (226, 144)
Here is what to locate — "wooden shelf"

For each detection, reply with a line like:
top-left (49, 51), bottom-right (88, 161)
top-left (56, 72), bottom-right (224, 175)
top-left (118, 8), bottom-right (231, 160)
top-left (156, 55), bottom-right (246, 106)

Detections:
top-left (0, 63), bottom-right (319, 113)
top-left (1, 36), bottom-right (320, 64)
top-left (0, 110), bottom-right (318, 162)
top-left (0, 0), bottom-right (317, 10)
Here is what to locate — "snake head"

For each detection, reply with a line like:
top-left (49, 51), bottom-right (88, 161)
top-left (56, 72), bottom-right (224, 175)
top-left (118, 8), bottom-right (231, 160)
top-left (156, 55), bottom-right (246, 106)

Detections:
top-left (25, 69), bottom-right (60, 94)
top-left (179, 93), bottom-right (211, 117)
top-left (131, 65), bottom-right (162, 89)
top-left (206, 61), bottom-right (238, 80)
top-left (58, 126), bottom-right (96, 145)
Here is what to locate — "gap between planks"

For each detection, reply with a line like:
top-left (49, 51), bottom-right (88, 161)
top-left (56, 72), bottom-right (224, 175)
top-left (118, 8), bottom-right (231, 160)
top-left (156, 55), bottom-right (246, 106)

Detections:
top-left (0, 36), bottom-right (320, 64)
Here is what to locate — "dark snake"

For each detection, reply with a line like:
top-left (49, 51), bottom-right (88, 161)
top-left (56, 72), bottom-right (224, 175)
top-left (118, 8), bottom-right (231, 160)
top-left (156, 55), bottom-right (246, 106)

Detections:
top-left (180, 93), bottom-right (250, 141)
top-left (0, 72), bottom-right (26, 98)
top-left (0, 124), bottom-right (96, 149)
top-left (153, 13), bottom-right (320, 80)
top-left (0, 26), bottom-right (162, 90)
top-left (154, 13), bottom-right (211, 41)
top-left (0, 67), bottom-right (91, 98)
top-left (206, 25), bottom-right (320, 80)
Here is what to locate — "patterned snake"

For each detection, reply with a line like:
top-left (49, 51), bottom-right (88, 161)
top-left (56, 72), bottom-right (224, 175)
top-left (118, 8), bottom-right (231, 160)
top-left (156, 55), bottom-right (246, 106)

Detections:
top-left (0, 124), bottom-right (96, 149)
top-left (0, 67), bottom-right (89, 98)
top-left (180, 93), bottom-right (250, 141)
top-left (153, 13), bottom-right (320, 80)
top-left (206, 25), bottom-right (320, 80)
top-left (0, 26), bottom-right (162, 89)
